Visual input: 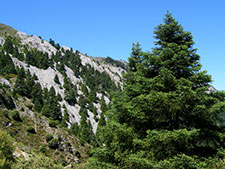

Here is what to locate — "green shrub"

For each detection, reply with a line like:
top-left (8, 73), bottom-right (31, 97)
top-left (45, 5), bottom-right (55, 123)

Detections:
top-left (94, 115), bottom-right (99, 122)
top-left (48, 138), bottom-right (58, 149)
top-left (59, 155), bottom-right (67, 166)
top-left (27, 104), bottom-right (33, 110)
top-left (26, 126), bottom-right (35, 134)
top-left (0, 129), bottom-right (15, 168)
top-left (11, 110), bottom-right (22, 121)
top-left (39, 144), bottom-right (46, 153)
top-left (49, 120), bottom-right (60, 127)
top-left (45, 133), bottom-right (54, 142)
top-left (54, 74), bottom-right (60, 84)
top-left (2, 110), bottom-right (10, 119)
top-left (75, 151), bottom-right (81, 158)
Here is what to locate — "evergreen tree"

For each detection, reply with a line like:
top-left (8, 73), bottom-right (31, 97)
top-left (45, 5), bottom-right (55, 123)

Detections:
top-left (88, 102), bottom-right (95, 112)
top-left (25, 51), bottom-right (36, 66)
top-left (88, 89), bottom-right (97, 103)
top-left (54, 74), bottom-right (60, 84)
top-left (61, 108), bottom-right (69, 128)
top-left (25, 71), bottom-right (35, 98)
top-left (69, 122), bottom-right (80, 136)
top-left (0, 51), bottom-right (16, 75)
top-left (79, 116), bottom-right (96, 145)
top-left (100, 96), bottom-right (107, 113)
top-left (14, 72), bottom-right (27, 96)
top-left (88, 13), bottom-right (225, 168)
top-left (3, 36), bottom-right (14, 54)
top-left (81, 83), bottom-right (89, 96)
top-left (96, 113), bottom-right (106, 145)
top-left (49, 86), bottom-right (56, 98)
top-left (49, 38), bottom-right (55, 47)
top-left (39, 52), bottom-right (49, 69)
top-left (64, 87), bottom-right (77, 106)
top-left (42, 87), bottom-right (62, 121)
top-left (78, 95), bottom-right (87, 108)
top-left (31, 83), bottom-right (43, 104)
top-left (17, 67), bottom-right (26, 79)
top-left (34, 99), bottom-right (42, 112)
top-left (0, 129), bottom-right (15, 168)
top-left (127, 42), bottom-right (142, 72)
top-left (56, 93), bottom-right (62, 102)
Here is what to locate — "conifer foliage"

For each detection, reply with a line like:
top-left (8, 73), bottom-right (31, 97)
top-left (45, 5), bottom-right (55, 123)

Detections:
top-left (89, 13), bottom-right (225, 168)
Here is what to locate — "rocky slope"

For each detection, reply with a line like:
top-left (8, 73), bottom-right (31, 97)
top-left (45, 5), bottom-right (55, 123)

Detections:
top-left (0, 23), bottom-right (126, 168)
top-left (1, 24), bottom-right (126, 132)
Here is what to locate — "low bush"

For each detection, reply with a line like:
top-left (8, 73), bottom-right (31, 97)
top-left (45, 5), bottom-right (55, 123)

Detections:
top-left (45, 133), bottom-right (53, 142)
top-left (26, 126), bottom-right (35, 134)
top-left (48, 138), bottom-right (58, 149)
top-left (11, 110), bottom-right (22, 121)
top-left (49, 120), bottom-right (59, 128)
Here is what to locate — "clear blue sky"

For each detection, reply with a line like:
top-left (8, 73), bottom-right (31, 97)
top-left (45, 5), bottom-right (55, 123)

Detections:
top-left (1, 0), bottom-right (225, 90)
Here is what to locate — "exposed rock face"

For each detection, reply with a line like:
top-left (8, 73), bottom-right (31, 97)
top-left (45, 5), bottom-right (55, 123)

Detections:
top-left (12, 57), bottom-right (65, 95)
top-left (16, 31), bottom-right (57, 56)
top-left (13, 147), bottom-right (30, 160)
top-left (0, 77), bottom-right (12, 90)
top-left (0, 37), bottom-right (5, 46)
top-left (0, 87), bottom-right (16, 110)
top-left (79, 53), bottom-right (124, 86)
top-left (208, 85), bottom-right (217, 93)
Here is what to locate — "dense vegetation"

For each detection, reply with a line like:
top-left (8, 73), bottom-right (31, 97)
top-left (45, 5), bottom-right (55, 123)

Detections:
top-left (88, 13), bottom-right (225, 168)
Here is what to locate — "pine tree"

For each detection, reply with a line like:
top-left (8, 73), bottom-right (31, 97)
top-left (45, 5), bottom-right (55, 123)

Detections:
top-left (88, 13), bottom-right (225, 168)
top-left (25, 71), bottom-right (35, 98)
top-left (42, 87), bottom-right (62, 121)
top-left (31, 83), bottom-right (43, 104)
top-left (69, 123), bottom-right (80, 136)
top-left (61, 108), bottom-right (69, 128)
top-left (64, 86), bottom-right (77, 106)
top-left (3, 36), bottom-right (14, 54)
top-left (34, 99), bottom-right (42, 112)
top-left (0, 129), bottom-right (15, 168)
top-left (0, 51), bottom-right (16, 75)
top-left (127, 42), bottom-right (142, 72)
top-left (54, 74), bottom-right (60, 84)
top-left (14, 72), bottom-right (27, 96)
top-left (79, 116), bottom-right (96, 145)
top-left (100, 96), bottom-right (107, 113)
top-left (49, 38), bottom-right (55, 47)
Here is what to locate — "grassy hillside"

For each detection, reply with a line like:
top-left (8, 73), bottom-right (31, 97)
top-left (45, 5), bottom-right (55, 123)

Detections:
top-left (0, 23), bottom-right (17, 36)
top-left (0, 83), bottom-right (90, 168)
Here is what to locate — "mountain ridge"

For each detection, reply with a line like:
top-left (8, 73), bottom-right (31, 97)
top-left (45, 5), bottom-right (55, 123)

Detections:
top-left (0, 23), bottom-right (126, 168)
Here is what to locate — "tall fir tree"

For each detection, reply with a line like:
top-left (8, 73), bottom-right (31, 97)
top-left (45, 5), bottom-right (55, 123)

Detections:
top-left (127, 42), bottom-right (142, 72)
top-left (88, 13), bottom-right (225, 168)
top-left (0, 51), bottom-right (16, 75)
top-left (3, 36), bottom-right (14, 54)
top-left (54, 74), bottom-right (60, 84)
top-left (42, 87), bottom-right (62, 121)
